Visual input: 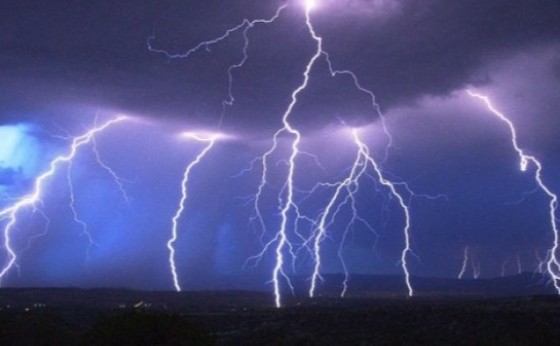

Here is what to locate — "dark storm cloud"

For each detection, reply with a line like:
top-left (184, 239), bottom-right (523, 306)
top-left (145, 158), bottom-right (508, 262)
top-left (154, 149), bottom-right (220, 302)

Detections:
top-left (0, 0), bottom-right (558, 132)
top-left (553, 56), bottom-right (560, 80)
top-left (313, 0), bottom-right (560, 107)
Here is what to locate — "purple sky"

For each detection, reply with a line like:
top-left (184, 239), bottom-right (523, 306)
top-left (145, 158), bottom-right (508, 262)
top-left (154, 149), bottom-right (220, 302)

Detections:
top-left (0, 0), bottom-right (559, 293)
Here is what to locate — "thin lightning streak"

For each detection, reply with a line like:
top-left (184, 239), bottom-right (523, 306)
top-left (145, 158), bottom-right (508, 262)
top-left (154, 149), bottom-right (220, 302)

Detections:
top-left (352, 129), bottom-right (414, 296)
top-left (458, 246), bottom-right (480, 279)
top-left (337, 217), bottom-right (355, 297)
top-left (67, 160), bottom-right (95, 261)
top-left (91, 137), bottom-right (131, 206)
top-left (259, 0), bottom-right (332, 308)
top-left (467, 90), bottom-right (560, 293)
top-left (0, 116), bottom-right (128, 284)
top-left (149, 8), bottom-right (289, 283)
top-left (309, 135), bottom-right (368, 298)
top-left (323, 59), bottom-right (393, 160)
top-left (151, 0), bottom-right (409, 305)
top-left (53, 129), bottom-right (130, 264)
top-left (148, 5), bottom-right (287, 128)
top-left (303, 0), bottom-right (414, 298)
top-left (168, 133), bottom-right (219, 292)
top-left (325, 178), bottom-right (378, 298)
top-left (458, 246), bottom-right (470, 279)
top-left (255, 1), bottom-right (408, 305)
top-left (338, 194), bottom-right (379, 297)
top-left (20, 210), bottom-right (50, 254)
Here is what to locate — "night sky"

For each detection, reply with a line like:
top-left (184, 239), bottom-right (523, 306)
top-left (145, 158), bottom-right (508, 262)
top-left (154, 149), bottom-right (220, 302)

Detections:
top-left (1, 0), bottom-right (560, 293)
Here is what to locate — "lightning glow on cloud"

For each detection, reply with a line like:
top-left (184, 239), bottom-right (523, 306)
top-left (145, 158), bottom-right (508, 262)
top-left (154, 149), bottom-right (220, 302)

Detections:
top-left (0, 116), bottom-right (129, 284)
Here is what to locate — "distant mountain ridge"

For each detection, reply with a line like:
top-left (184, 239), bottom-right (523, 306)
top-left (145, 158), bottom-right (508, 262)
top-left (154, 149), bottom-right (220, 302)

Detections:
top-left (0, 273), bottom-right (556, 310)
top-left (303, 272), bottom-right (556, 297)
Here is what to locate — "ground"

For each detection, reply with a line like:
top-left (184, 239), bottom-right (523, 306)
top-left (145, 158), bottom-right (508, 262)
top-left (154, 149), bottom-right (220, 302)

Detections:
top-left (0, 288), bottom-right (559, 345)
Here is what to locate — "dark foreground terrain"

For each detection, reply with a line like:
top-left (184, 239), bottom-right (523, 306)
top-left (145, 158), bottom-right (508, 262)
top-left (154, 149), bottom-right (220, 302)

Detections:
top-left (0, 287), bottom-right (560, 345)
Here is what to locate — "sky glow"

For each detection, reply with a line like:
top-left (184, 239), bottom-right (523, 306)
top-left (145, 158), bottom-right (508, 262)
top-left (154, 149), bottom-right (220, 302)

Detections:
top-left (0, 1), bottom-right (559, 302)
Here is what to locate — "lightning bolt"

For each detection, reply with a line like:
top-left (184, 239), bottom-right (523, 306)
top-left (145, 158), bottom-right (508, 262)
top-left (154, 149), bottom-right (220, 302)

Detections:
top-left (308, 134), bottom-right (368, 298)
top-left (67, 159), bottom-right (95, 259)
top-left (148, 5), bottom-right (287, 128)
top-left (150, 0), bottom-right (407, 306)
top-left (0, 116), bottom-right (128, 284)
top-left (328, 174), bottom-right (380, 299)
top-left (307, 126), bottom-right (390, 298)
top-left (535, 248), bottom-right (548, 274)
top-left (254, 2), bottom-right (325, 308)
top-left (467, 90), bottom-right (560, 292)
top-left (148, 2), bottom-right (295, 305)
top-left (458, 246), bottom-right (481, 279)
top-left (458, 246), bottom-right (470, 279)
top-left (300, 0), bottom-right (414, 299)
top-left (168, 132), bottom-right (220, 292)
top-left (254, 0), bottom-right (404, 308)
top-left (352, 129), bottom-right (414, 295)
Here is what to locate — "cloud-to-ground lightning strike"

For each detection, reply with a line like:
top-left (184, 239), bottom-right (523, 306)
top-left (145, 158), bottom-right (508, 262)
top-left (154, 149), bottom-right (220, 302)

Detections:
top-left (250, 0), bottom-right (397, 307)
top-left (168, 132), bottom-right (220, 292)
top-left (535, 248), bottom-right (548, 274)
top-left (458, 246), bottom-right (470, 279)
top-left (352, 129), bottom-right (414, 295)
top-left (150, 0), bottom-right (412, 306)
top-left (254, 0), bottom-right (324, 309)
top-left (309, 165), bottom-right (369, 297)
top-left (148, 6), bottom-right (287, 294)
top-left (0, 116), bottom-right (128, 284)
top-left (467, 90), bottom-right (560, 292)
top-left (66, 126), bottom-right (132, 263)
top-left (302, 0), bottom-right (413, 299)
top-left (307, 126), bottom-right (404, 298)
top-left (458, 246), bottom-right (480, 279)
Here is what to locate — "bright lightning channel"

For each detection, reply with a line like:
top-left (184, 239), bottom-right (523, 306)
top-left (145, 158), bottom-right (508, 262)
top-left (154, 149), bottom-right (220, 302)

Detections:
top-left (300, 128), bottom-right (418, 299)
top-left (250, 0), bottom-right (337, 308)
top-left (308, 129), bottom-right (372, 298)
top-left (0, 116), bottom-right (128, 284)
top-left (467, 90), bottom-right (560, 292)
top-left (253, 1), bottom-right (404, 306)
top-left (148, 2), bottom-right (292, 305)
top-left (149, 0), bottom-right (403, 306)
top-left (352, 129), bottom-right (414, 296)
top-left (302, 0), bottom-right (410, 298)
top-left (168, 132), bottom-right (220, 292)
